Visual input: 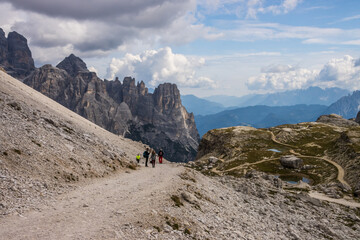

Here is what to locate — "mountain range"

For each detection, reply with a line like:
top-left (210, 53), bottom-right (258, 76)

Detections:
top-left (203, 87), bottom-right (350, 108)
top-left (195, 104), bottom-right (328, 136)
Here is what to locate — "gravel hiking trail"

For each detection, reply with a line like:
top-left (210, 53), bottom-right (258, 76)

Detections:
top-left (0, 164), bottom-right (183, 240)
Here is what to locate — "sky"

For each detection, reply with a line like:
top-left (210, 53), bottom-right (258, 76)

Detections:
top-left (0, 0), bottom-right (360, 97)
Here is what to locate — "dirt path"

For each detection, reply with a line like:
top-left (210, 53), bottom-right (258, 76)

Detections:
top-left (269, 130), bottom-right (349, 188)
top-left (309, 191), bottom-right (360, 208)
top-left (289, 150), bottom-right (350, 188)
top-left (0, 164), bottom-right (183, 240)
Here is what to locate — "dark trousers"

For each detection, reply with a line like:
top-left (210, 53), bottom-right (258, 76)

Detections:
top-left (145, 157), bottom-right (149, 166)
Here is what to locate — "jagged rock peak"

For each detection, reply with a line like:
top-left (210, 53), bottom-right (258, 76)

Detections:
top-left (56, 54), bottom-right (89, 77)
top-left (154, 83), bottom-right (181, 109)
top-left (123, 76), bottom-right (136, 86)
top-left (0, 28), bottom-right (5, 39)
top-left (0, 28), bottom-right (35, 79)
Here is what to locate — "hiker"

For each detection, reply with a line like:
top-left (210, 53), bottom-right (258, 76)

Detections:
top-left (143, 148), bottom-right (150, 167)
top-left (150, 149), bottom-right (156, 168)
top-left (158, 149), bottom-right (164, 164)
top-left (136, 153), bottom-right (141, 164)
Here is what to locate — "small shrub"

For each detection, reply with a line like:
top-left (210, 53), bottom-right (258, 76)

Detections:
top-left (153, 226), bottom-right (161, 232)
top-left (13, 149), bottom-right (21, 155)
top-left (184, 228), bottom-right (191, 235)
top-left (3, 151), bottom-right (8, 156)
top-left (166, 220), bottom-right (179, 230)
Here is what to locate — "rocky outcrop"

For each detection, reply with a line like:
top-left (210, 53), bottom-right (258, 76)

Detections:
top-left (56, 53), bottom-right (89, 77)
top-left (316, 114), bottom-right (359, 127)
top-left (0, 28), bottom-right (35, 79)
top-left (23, 55), bottom-right (199, 162)
top-left (279, 155), bottom-right (303, 169)
top-left (355, 111), bottom-right (360, 123)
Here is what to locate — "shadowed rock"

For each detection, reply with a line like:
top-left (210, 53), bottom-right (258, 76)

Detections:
top-left (56, 54), bottom-right (89, 77)
top-left (279, 155), bottom-right (303, 169)
top-left (0, 28), bottom-right (35, 79)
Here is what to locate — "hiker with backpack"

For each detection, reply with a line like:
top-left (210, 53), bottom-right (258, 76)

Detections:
top-left (150, 149), bottom-right (156, 168)
top-left (158, 149), bottom-right (164, 164)
top-left (143, 148), bottom-right (150, 167)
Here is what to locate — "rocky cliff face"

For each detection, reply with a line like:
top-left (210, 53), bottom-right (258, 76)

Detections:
top-left (0, 28), bottom-right (35, 79)
top-left (23, 55), bottom-right (199, 162)
top-left (0, 28), bottom-right (199, 162)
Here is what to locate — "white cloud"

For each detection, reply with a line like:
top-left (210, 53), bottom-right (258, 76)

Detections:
top-left (247, 55), bottom-right (360, 91)
top-left (106, 47), bottom-right (216, 89)
top-left (339, 14), bottom-right (360, 22)
top-left (341, 40), bottom-right (360, 45)
top-left (247, 68), bottom-right (318, 91)
top-left (88, 66), bottom-right (98, 75)
top-left (247, 0), bottom-right (302, 19)
top-left (317, 55), bottom-right (360, 90)
top-left (261, 64), bottom-right (296, 73)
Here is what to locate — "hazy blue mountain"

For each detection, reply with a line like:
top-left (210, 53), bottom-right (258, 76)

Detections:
top-left (204, 87), bottom-right (350, 108)
top-left (181, 94), bottom-right (228, 116)
top-left (202, 94), bottom-right (256, 108)
top-left (324, 90), bottom-right (360, 119)
top-left (195, 104), bottom-right (328, 136)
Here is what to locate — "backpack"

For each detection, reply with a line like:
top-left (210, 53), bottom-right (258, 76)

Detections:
top-left (143, 151), bottom-right (147, 158)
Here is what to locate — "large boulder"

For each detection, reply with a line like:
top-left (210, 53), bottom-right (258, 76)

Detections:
top-left (279, 155), bottom-right (303, 169)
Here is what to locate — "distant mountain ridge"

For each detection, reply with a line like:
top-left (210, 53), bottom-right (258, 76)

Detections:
top-left (195, 104), bottom-right (328, 136)
top-left (204, 87), bottom-right (350, 108)
top-left (181, 95), bottom-right (227, 116)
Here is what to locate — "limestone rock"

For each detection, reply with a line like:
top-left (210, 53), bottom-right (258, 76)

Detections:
top-left (56, 54), bottom-right (89, 77)
top-left (208, 156), bottom-right (219, 164)
top-left (279, 155), bottom-right (303, 169)
top-left (316, 114), bottom-right (358, 127)
top-left (0, 28), bottom-right (35, 79)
